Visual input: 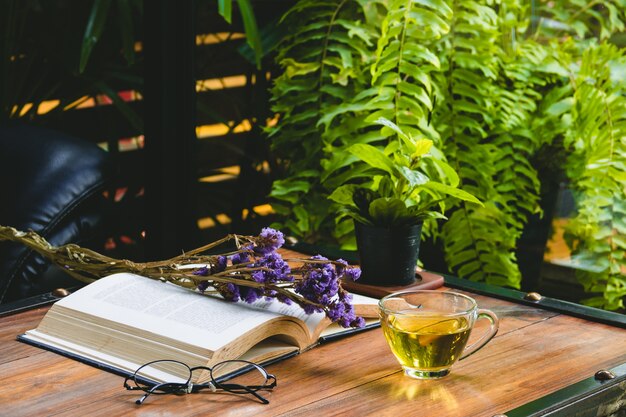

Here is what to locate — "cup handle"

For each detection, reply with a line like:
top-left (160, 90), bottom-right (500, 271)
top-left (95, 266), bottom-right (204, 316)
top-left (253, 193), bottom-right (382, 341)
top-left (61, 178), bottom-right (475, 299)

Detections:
top-left (460, 309), bottom-right (499, 360)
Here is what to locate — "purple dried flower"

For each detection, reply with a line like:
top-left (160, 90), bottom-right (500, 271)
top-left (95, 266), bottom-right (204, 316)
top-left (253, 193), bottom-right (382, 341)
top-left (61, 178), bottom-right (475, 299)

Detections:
top-left (343, 266), bottom-right (361, 281)
top-left (327, 302), bottom-right (345, 321)
top-left (232, 245), bottom-right (252, 265)
top-left (277, 294), bottom-right (293, 305)
top-left (218, 252), bottom-right (293, 308)
top-left (291, 255), bottom-right (365, 328)
top-left (192, 256), bottom-right (230, 280)
top-left (351, 316), bottom-right (366, 328)
top-left (251, 270), bottom-right (265, 283)
top-left (333, 259), bottom-right (360, 281)
top-left (241, 287), bottom-right (262, 303)
top-left (253, 227), bottom-right (285, 255)
top-left (197, 280), bottom-right (210, 293)
top-left (250, 252), bottom-right (292, 284)
top-left (215, 256), bottom-right (227, 272)
top-left (195, 231), bottom-right (363, 328)
top-left (337, 302), bottom-right (357, 327)
top-left (221, 283), bottom-right (240, 302)
top-left (335, 259), bottom-right (348, 273)
top-left (264, 289), bottom-right (278, 301)
top-left (193, 266), bottom-right (210, 277)
top-left (295, 256), bottom-right (339, 309)
top-left (301, 303), bottom-right (322, 314)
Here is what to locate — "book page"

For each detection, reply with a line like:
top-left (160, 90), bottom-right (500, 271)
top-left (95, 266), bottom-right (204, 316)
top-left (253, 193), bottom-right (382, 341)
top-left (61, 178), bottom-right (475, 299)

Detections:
top-left (351, 293), bottom-right (381, 318)
top-left (20, 330), bottom-right (297, 384)
top-left (247, 298), bottom-right (326, 338)
top-left (247, 292), bottom-right (379, 335)
top-left (53, 273), bottom-right (286, 352)
top-left (49, 273), bottom-right (379, 352)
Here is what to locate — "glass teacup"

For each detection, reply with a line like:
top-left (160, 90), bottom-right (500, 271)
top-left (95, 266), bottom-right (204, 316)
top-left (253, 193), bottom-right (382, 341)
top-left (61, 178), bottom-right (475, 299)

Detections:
top-left (379, 290), bottom-right (499, 379)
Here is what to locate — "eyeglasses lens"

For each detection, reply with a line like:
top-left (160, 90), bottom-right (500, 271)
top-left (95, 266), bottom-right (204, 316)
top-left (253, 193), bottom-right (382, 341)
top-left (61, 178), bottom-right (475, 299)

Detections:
top-left (211, 361), bottom-right (273, 393)
top-left (133, 360), bottom-right (192, 394)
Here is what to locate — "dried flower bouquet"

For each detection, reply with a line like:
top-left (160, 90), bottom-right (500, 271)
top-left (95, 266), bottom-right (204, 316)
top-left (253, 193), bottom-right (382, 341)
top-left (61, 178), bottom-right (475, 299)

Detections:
top-left (0, 226), bottom-right (364, 328)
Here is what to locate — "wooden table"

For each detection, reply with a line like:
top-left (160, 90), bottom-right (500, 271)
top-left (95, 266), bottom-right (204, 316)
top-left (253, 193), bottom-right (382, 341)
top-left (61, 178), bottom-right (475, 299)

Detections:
top-left (1, 284), bottom-right (626, 417)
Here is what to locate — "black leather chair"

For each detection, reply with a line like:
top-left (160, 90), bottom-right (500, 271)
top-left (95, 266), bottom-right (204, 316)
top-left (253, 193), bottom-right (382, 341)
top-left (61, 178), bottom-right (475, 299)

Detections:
top-left (0, 124), bottom-right (110, 304)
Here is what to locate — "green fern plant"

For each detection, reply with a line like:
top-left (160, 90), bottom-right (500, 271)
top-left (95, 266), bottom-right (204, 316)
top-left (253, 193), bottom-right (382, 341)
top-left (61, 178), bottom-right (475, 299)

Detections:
top-left (268, 0), bottom-right (626, 310)
top-left (268, 0), bottom-right (380, 243)
top-left (560, 43), bottom-right (626, 310)
top-left (435, 0), bottom-right (528, 288)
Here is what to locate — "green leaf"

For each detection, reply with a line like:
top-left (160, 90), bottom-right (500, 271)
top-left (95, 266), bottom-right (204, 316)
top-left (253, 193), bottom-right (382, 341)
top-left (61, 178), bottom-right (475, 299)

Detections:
top-left (270, 179), bottom-right (311, 197)
top-left (293, 205), bottom-right (310, 233)
top-left (347, 143), bottom-right (397, 176)
top-left (427, 157), bottom-right (460, 187)
top-left (403, 44), bottom-right (441, 69)
top-left (281, 59), bottom-right (321, 78)
top-left (328, 185), bottom-right (358, 206)
top-left (398, 81), bottom-right (432, 110)
top-left (80, 0), bottom-right (112, 73)
top-left (218, 0), bottom-right (232, 23)
top-left (422, 182), bottom-right (483, 205)
top-left (414, 0), bottom-right (453, 18)
top-left (412, 139), bottom-right (433, 158)
top-left (458, 261), bottom-right (481, 279)
top-left (546, 98), bottom-right (574, 117)
top-left (369, 198), bottom-right (410, 226)
top-left (398, 166), bottom-right (429, 188)
top-left (237, 0), bottom-right (263, 69)
top-left (374, 117), bottom-right (410, 142)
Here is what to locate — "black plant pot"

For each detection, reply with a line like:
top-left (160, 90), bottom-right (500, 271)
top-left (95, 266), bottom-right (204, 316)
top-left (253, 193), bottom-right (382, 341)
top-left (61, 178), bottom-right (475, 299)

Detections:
top-left (354, 222), bottom-right (423, 287)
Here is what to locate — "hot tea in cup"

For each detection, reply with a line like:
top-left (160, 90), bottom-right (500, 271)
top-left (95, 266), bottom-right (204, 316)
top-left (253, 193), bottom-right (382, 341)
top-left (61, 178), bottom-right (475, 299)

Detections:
top-left (379, 290), bottom-right (499, 379)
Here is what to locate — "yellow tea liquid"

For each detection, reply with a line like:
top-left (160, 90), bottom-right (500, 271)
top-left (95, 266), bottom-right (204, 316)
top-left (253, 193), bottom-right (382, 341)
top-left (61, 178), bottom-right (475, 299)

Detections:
top-left (381, 313), bottom-right (472, 371)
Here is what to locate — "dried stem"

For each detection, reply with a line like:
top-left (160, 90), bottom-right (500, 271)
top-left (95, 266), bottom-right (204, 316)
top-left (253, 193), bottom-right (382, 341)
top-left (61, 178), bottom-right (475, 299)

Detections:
top-left (0, 226), bottom-right (327, 311)
top-left (0, 225), bottom-right (357, 326)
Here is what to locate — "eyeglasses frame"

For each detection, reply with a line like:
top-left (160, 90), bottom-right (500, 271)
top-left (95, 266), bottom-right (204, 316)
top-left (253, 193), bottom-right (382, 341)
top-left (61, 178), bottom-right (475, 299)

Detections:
top-left (123, 359), bottom-right (277, 405)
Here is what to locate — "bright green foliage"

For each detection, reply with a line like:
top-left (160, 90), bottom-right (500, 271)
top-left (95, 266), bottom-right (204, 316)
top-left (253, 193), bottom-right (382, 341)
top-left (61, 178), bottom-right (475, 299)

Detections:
top-left (269, 0), bottom-right (626, 309)
top-left (561, 44), bottom-right (626, 310)
top-left (365, 0), bottom-right (451, 140)
top-left (437, 0), bottom-right (529, 288)
top-left (268, 0), bottom-right (380, 244)
top-left (328, 118), bottom-right (481, 228)
top-left (538, 0), bottom-right (626, 40)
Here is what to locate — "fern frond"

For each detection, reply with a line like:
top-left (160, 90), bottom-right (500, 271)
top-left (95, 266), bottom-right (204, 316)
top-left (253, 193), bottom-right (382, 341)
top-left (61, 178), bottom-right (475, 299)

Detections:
top-left (364, 0), bottom-right (451, 141)
top-left (444, 204), bottom-right (522, 288)
top-left (487, 38), bottom-right (560, 228)
top-left (433, 0), bottom-right (524, 287)
top-left (268, 0), bottom-right (376, 241)
top-left (536, 0), bottom-right (626, 40)
top-left (562, 43), bottom-right (626, 310)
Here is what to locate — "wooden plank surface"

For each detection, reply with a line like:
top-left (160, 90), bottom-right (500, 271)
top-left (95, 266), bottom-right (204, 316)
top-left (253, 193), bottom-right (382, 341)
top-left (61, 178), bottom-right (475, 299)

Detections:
top-left (1, 288), bottom-right (625, 417)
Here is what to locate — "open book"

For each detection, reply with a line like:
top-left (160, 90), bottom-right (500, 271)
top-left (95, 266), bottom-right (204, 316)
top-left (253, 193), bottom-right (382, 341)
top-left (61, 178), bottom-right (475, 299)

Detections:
top-left (19, 273), bottom-right (379, 383)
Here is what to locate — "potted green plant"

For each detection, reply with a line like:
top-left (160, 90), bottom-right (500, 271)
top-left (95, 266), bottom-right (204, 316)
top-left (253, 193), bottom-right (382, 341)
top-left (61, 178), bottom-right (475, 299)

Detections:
top-left (327, 118), bottom-right (481, 285)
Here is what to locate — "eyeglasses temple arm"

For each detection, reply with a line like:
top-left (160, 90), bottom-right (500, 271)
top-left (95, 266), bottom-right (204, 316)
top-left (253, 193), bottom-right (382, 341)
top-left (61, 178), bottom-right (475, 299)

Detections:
top-left (134, 382), bottom-right (177, 405)
top-left (215, 383), bottom-right (270, 404)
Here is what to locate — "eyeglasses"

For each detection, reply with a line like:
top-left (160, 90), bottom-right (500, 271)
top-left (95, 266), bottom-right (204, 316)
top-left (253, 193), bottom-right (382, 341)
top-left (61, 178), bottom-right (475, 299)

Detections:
top-left (123, 359), bottom-right (277, 405)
